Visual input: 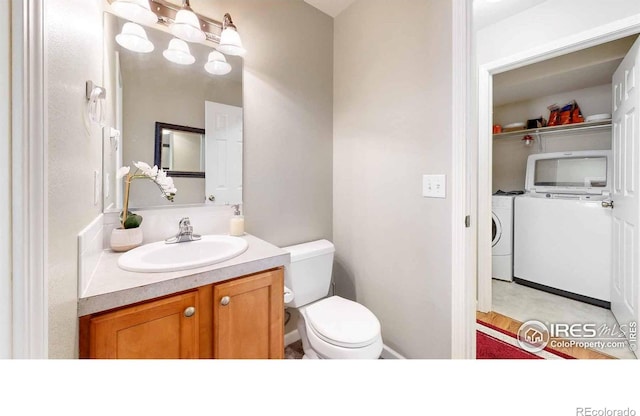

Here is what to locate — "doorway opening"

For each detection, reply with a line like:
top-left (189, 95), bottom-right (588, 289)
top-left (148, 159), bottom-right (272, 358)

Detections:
top-left (477, 29), bottom-right (640, 360)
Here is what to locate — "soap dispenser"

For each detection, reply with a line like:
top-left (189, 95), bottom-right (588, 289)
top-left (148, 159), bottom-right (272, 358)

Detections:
top-left (230, 204), bottom-right (245, 236)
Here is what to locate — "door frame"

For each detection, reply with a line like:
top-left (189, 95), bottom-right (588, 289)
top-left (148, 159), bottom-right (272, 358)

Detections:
top-left (476, 15), bottom-right (640, 313)
top-left (8, 0), bottom-right (48, 358)
top-left (451, 0), bottom-right (475, 359)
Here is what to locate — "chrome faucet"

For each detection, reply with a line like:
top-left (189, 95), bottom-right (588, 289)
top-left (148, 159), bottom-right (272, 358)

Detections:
top-left (165, 217), bottom-right (202, 244)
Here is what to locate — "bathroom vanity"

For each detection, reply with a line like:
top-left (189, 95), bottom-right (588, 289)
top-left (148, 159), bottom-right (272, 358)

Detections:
top-left (78, 234), bottom-right (289, 359)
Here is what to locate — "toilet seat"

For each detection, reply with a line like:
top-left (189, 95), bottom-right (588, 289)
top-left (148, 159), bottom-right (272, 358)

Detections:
top-left (304, 296), bottom-right (381, 348)
top-left (299, 296), bottom-right (383, 359)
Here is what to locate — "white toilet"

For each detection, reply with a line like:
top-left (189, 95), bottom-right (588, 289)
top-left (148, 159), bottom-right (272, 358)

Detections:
top-left (283, 240), bottom-right (383, 359)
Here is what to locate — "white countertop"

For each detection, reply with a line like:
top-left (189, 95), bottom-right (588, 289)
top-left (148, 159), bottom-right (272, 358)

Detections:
top-left (78, 234), bottom-right (290, 316)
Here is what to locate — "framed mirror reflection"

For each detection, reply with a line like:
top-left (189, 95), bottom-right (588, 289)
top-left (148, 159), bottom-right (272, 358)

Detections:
top-left (154, 122), bottom-right (205, 178)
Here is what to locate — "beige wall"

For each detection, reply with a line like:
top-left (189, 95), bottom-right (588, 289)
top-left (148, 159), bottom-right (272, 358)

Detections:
top-left (493, 84), bottom-right (612, 192)
top-left (334, 0), bottom-right (453, 358)
top-left (46, 0), bottom-right (104, 358)
top-left (46, 0), bottom-right (333, 357)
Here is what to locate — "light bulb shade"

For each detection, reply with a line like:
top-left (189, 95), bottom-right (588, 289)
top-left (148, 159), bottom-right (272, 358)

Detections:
top-left (216, 27), bottom-right (246, 56)
top-left (110, 0), bottom-right (158, 26)
top-left (163, 38), bottom-right (196, 65)
top-left (171, 8), bottom-right (206, 43)
top-left (204, 51), bottom-right (232, 75)
top-left (116, 22), bottom-right (154, 53)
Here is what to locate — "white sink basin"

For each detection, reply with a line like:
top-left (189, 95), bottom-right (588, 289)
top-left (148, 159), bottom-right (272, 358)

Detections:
top-left (117, 235), bottom-right (249, 273)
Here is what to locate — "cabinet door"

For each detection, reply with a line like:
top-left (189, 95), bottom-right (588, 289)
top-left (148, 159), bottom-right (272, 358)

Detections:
top-left (89, 291), bottom-right (200, 359)
top-left (213, 268), bottom-right (284, 359)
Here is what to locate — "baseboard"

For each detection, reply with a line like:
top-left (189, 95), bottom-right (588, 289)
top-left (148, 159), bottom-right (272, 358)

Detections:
top-left (380, 345), bottom-right (405, 359)
top-left (284, 329), bottom-right (301, 347)
top-left (285, 329), bottom-right (406, 359)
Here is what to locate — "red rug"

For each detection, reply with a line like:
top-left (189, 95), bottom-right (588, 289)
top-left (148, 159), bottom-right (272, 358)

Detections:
top-left (476, 320), bottom-right (575, 359)
top-left (476, 331), bottom-right (541, 359)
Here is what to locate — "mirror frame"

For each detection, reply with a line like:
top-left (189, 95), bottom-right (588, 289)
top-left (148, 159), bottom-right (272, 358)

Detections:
top-left (153, 122), bottom-right (206, 178)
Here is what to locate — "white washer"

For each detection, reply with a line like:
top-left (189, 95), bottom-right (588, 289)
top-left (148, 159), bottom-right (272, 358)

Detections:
top-left (513, 150), bottom-right (612, 306)
top-left (492, 195), bottom-right (515, 281)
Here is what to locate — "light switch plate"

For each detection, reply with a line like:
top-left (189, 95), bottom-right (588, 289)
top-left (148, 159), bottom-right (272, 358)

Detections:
top-left (422, 174), bottom-right (446, 198)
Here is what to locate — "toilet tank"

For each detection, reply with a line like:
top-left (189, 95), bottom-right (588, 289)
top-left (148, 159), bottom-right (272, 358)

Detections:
top-left (282, 240), bottom-right (335, 308)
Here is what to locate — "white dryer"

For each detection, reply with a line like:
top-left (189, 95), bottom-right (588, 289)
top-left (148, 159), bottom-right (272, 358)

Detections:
top-left (492, 194), bottom-right (516, 281)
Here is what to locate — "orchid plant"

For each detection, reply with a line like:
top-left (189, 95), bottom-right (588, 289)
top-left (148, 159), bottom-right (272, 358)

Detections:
top-left (117, 161), bottom-right (177, 229)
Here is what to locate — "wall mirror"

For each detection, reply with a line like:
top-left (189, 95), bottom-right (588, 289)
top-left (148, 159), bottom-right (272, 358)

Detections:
top-left (102, 11), bottom-right (243, 211)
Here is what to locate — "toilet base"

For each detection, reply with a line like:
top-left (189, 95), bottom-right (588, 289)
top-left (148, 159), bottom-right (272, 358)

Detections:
top-left (296, 304), bottom-right (383, 359)
top-left (297, 319), bottom-right (324, 359)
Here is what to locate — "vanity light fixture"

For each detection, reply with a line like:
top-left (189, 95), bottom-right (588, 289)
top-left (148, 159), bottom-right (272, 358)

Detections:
top-left (204, 51), bottom-right (231, 75)
top-left (108, 0), bottom-right (246, 56)
top-left (216, 14), bottom-right (246, 57)
top-left (110, 0), bottom-right (159, 26)
top-left (163, 38), bottom-right (196, 65)
top-left (171, 0), bottom-right (207, 43)
top-left (116, 22), bottom-right (155, 53)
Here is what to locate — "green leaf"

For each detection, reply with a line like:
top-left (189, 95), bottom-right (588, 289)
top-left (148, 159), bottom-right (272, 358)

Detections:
top-left (123, 213), bottom-right (143, 229)
top-left (119, 210), bottom-right (134, 221)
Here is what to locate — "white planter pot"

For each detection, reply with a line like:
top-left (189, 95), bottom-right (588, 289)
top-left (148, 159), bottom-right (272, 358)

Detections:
top-left (110, 227), bottom-right (143, 252)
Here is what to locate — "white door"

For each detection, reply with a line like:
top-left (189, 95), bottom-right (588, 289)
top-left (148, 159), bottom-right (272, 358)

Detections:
top-left (611, 35), bottom-right (640, 354)
top-left (205, 101), bottom-right (243, 205)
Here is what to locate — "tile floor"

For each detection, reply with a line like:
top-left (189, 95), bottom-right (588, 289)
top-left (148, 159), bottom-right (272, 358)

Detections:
top-left (284, 340), bottom-right (304, 359)
top-left (492, 279), bottom-right (637, 359)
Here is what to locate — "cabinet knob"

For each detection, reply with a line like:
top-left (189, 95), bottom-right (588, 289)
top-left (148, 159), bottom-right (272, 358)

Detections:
top-left (183, 306), bottom-right (196, 317)
top-left (220, 296), bottom-right (230, 306)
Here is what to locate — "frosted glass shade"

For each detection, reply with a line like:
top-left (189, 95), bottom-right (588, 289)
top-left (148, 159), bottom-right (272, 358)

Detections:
top-left (171, 8), bottom-right (206, 43)
top-left (110, 0), bottom-right (158, 26)
top-left (115, 22), bottom-right (154, 53)
top-left (204, 51), bottom-right (232, 75)
top-left (163, 38), bottom-right (196, 65)
top-left (216, 27), bottom-right (246, 56)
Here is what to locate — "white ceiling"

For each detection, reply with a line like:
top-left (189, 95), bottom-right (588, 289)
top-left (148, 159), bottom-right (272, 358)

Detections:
top-left (494, 35), bottom-right (637, 106)
top-left (473, 0), bottom-right (547, 31)
top-left (303, 0), bottom-right (357, 18)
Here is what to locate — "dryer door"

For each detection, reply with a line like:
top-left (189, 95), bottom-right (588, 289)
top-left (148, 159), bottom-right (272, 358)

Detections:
top-left (492, 212), bottom-right (502, 247)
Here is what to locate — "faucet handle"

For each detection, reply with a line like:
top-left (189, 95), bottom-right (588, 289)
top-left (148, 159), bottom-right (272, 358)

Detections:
top-left (179, 217), bottom-right (193, 233)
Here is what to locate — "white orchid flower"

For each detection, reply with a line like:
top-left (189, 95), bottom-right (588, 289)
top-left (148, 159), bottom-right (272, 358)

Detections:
top-left (133, 161), bottom-right (154, 176)
top-left (133, 160), bottom-right (150, 171)
top-left (120, 161), bottom-right (177, 227)
top-left (117, 166), bottom-right (130, 179)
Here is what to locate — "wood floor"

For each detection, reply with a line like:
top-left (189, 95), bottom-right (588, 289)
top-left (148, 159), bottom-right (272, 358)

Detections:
top-left (477, 311), bottom-right (615, 360)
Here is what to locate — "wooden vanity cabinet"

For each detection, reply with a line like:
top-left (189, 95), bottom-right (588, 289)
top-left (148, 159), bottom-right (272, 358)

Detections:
top-left (213, 268), bottom-right (284, 359)
top-left (80, 289), bottom-right (206, 359)
top-left (80, 267), bottom-right (284, 359)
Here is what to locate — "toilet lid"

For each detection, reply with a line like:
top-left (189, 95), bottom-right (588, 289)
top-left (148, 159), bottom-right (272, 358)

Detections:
top-left (305, 296), bottom-right (381, 348)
